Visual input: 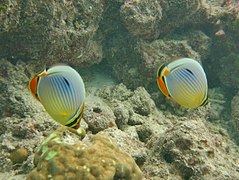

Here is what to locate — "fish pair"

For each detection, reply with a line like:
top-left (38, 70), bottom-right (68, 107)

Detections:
top-left (29, 58), bottom-right (208, 128)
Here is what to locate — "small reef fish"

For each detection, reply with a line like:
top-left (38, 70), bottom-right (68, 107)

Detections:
top-left (157, 58), bottom-right (208, 108)
top-left (29, 65), bottom-right (85, 128)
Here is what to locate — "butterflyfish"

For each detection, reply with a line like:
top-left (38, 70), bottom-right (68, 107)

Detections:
top-left (29, 65), bottom-right (85, 128)
top-left (157, 58), bottom-right (208, 108)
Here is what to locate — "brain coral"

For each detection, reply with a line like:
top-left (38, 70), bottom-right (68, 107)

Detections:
top-left (27, 127), bottom-right (142, 180)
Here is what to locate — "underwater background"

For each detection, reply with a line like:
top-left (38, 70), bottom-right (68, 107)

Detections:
top-left (0, 0), bottom-right (239, 179)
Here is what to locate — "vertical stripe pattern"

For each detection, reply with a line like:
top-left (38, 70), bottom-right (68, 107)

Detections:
top-left (158, 58), bottom-right (208, 108)
top-left (36, 65), bottom-right (85, 126)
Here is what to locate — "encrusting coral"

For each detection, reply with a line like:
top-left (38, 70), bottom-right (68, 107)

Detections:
top-left (27, 127), bottom-right (142, 180)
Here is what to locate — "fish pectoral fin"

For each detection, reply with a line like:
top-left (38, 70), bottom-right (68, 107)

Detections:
top-left (163, 68), bottom-right (170, 76)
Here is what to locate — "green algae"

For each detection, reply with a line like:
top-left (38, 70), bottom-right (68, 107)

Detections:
top-left (45, 151), bottom-right (58, 161)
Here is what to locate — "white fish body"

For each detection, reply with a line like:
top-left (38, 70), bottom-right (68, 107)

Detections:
top-left (157, 58), bottom-right (208, 108)
top-left (29, 65), bottom-right (85, 128)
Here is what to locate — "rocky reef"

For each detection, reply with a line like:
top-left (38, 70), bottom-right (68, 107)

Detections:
top-left (145, 119), bottom-right (239, 179)
top-left (231, 92), bottom-right (239, 139)
top-left (27, 127), bottom-right (142, 179)
top-left (0, 0), bottom-right (104, 66)
top-left (1, 0), bottom-right (239, 179)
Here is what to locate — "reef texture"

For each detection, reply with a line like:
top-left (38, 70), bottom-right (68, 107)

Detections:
top-left (101, 0), bottom-right (239, 91)
top-left (120, 0), bottom-right (211, 39)
top-left (231, 92), bottom-right (239, 138)
top-left (1, 61), bottom-right (239, 179)
top-left (145, 119), bottom-right (239, 179)
top-left (27, 127), bottom-right (142, 180)
top-left (120, 0), bottom-right (162, 39)
top-left (0, 0), bottom-right (104, 66)
top-left (1, 0), bottom-right (239, 90)
top-left (1, 0), bottom-right (239, 179)
top-left (83, 95), bottom-right (117, 134)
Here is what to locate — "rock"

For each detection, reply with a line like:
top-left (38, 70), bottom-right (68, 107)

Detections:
top-left (99, 128), bottom-right (148, 167)
top-left (98, 84), bottom-right (170, 140)
top-left (207, 88), bottom-right (226, 121)
top-left (120, 0), bottom-right (162, 39)
top-left (0, 0), bottom-right (20, 32)
top-left (0, 60), bottom-right (40, 118)
top-left (129, 87), bottom-right (156, 116)
top-left (97, 83), bottom-right (134, 101)
top-left (231, 91), bottom-right (239, 138)
top-left (124, 126), bottom-right (139, 140)
top-left (128, 113), bottom-right (144, 126)
top-left (136, 124), bottom-right (153, 143)
top-left (157, 0), bottom-right (211, 32)
top-left (146, 119), bottom-right (239, 179)
top-left (9, 147), bottom-right (28, 164)
top-left (218, 53), bottom-right (239, 89)
top-left (120, 0), bottom-right (215, 39)
top-left (113, 102), bottom-right (130, 130)
top-left (0, 0), bottom-right (104, 66)
top-left (28, 127), bottom-right (142, 179)
top-left (180, 31), bottom-right (212, 60)
top-left (83, 95), bottom-right (117, 134)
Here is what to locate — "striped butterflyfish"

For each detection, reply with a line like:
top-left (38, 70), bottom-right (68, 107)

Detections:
top-left (29, 65), bottom-right (85, 128)
top-left (157, 58), bottom-right (208, 108)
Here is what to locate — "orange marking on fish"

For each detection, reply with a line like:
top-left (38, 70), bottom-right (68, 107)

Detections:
top-left (164, 68), bottom-right (170, 76)
top-left (38, 70), bottom-right (47, 77)
top-left (157, 77), bottom-right (169, 97)
top-left (29, 77), bottom-right (40, 101)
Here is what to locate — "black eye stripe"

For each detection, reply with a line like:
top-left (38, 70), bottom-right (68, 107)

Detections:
top-left (158, 64), bottom-right (166, 77)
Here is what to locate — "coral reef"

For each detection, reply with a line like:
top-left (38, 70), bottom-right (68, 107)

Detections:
top-left (97, 84), bottom-right (171, 134)
top-left (207, 88), bottom-right (226, 121)
top-left (83, 95), bottom-right (117, 134)
top-left (1, 0), bottom-right (239, 179)
top-left (0, 0), bottom-right (20, 32)
top-left (218, 53), bottom-right (239, 89)
top-left (120, 0), bottom-right (162, 39)
top-left (120, 0), bottom-right (211, 39)
top-left (231, 91), bottom-right (239, 138)
top-left (99, 128), bottom-right (148, 166)
top-left (0, 60), bottom-right (59, 173)
top-left (1, 61), bottom-right (239, 179)
top-left (144, 119), bottom-right (239, 179)
top-left (0, 60), bottom-right (36, 118)
top-left (27, 127), bottom-right (142, 180)
top-left (9, 147), bottom-right (29, 165)
top-left (0, 0), bottom-right (104, 66)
